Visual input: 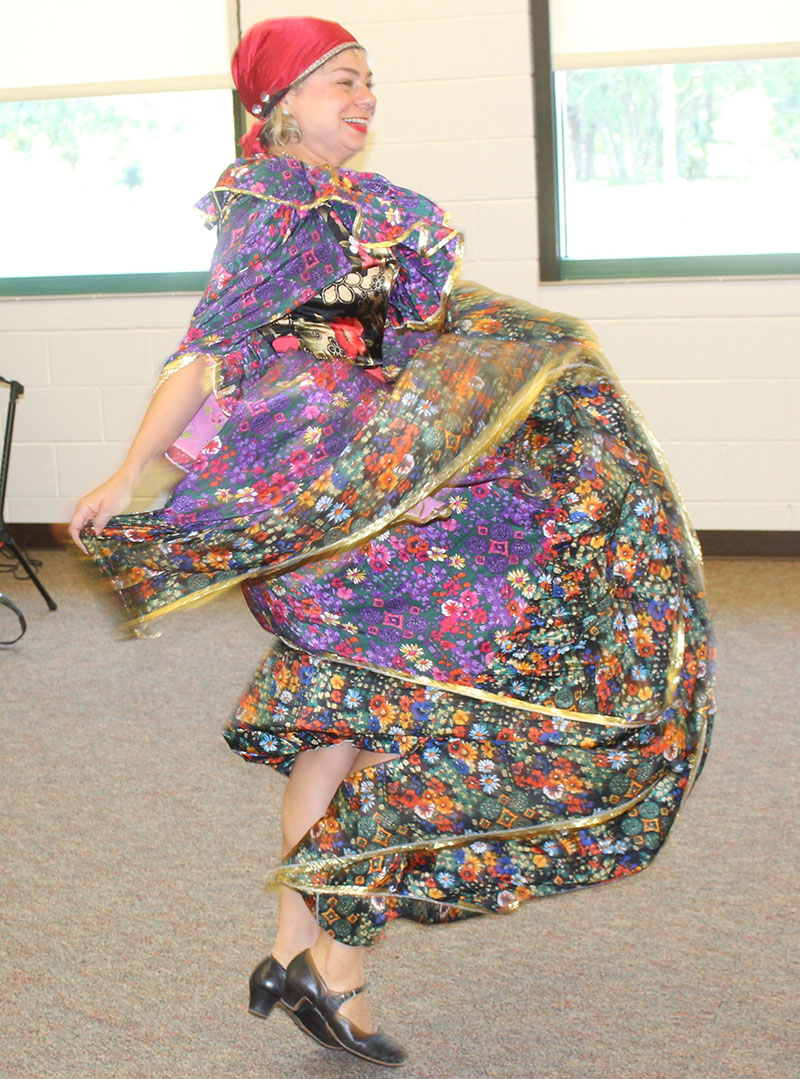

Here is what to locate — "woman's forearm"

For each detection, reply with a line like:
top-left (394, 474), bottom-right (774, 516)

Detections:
top-left (68, 356), bottom-right (212, 548)
top-left (114, 357), bottom-right (212, 482)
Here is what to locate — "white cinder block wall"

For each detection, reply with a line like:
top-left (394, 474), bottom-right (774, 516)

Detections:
top-left (2, 0), bottom-right (798, 529)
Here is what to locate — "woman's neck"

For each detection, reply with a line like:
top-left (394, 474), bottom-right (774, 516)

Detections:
top-left (270, 146), bottom-right (341, 178)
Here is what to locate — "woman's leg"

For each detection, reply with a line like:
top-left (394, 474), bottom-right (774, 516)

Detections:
top-left (305, 747), bottom-right (399, 1033)
top-left (270, 740), bottom-right (362, 966)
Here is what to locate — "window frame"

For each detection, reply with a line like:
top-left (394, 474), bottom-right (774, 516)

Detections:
top-left (0, 89), bottom-right (246, 298)
top-left (530, 0), bottom-right (800, 282)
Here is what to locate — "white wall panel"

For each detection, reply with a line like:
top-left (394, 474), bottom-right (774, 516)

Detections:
top-left (2, 335), bottom-right (50, 386)
top-left (657, 381), bottom-right (790, 442)
top-left (686, 502), bottom-right (796, 530)
top-left (417, 138), bottom-right (535, 202)
top-left (371, 81), bottom-right (474, 144)
top-left (5, 444), bottom-right (58, 498)
top-left (468, 0), bottom-right (529, 12)
top-left (49, 332), bottom-right (153, 387)
top-left (407, 15), bottom-right (533, 81)
top-left (460, 260), bottom-right (541, 304)
top-left (725, 442), bottom-right (800, 502)
top-left (473, 77), bottom-right (535, 139)
top-left (4, 0), bottom-right (236, 96)
top-left (12, 387), bottom-right (104, 444)
top-left (621, 383), bottom-right (667, 438)
top-left (477, 201), bottom-right (538, 262)
top-left (347, 21), bottom-right (417, 85)
top-left (658, 441), bottom-right (731, 503)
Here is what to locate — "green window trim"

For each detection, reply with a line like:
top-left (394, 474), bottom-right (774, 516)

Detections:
top-left (531, 0), bottom-right (561, 283)
top-left (0, 272), bottom-right (210, 298)
top-left (559, 253), bottom-right (800, 281)
top-left (530, 0), bottom-right (800, 282)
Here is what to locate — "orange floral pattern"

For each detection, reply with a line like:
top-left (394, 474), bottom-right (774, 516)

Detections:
top-left (80, 164), bottom-right (714, 946)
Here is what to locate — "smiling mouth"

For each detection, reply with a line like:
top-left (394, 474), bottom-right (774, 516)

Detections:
top-left (343, 118), bottom-right (370, 133)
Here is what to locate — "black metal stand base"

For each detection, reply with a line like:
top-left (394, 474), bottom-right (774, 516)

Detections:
top-left (0, 525), bottom-right (58, 611)
top-left (0, 376), bottom-right (58, 637)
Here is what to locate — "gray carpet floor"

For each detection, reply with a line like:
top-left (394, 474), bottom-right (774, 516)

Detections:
top-left (1, 550), bottom-right (797, 1079)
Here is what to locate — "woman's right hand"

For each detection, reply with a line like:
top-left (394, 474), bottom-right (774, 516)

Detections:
top-left (66, 355), bottom-right (211, 554)
top-left (68, 472), bottom-right (135, 554)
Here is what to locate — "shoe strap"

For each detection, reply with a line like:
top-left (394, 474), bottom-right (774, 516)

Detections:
top-left (329, 983), bottom-right (367, 1007)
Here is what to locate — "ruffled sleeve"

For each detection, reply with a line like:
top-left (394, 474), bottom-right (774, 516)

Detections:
top-left (157, 157), bottom-right (356, 466)
top-left (340, 170), bottom-right (463, 331)
top-left (158, 156), bottom-right (353, 406)
top-left (157, 156), bottom-right (462, 466)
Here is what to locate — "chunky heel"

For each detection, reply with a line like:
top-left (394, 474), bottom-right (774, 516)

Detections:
top-left (248, 955), bottom-right (284, 1018)
top-left (249, 980), bottom-right (281, 1018)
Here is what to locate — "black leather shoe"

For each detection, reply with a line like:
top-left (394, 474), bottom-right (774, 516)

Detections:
top-left (248, 955), bottom-right (340, 1050)
top-left (283, 950), bottom-right (407, 1067)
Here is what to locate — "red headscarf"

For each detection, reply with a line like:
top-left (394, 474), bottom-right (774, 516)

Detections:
top-left (233, 16), bottom-right (362, 155)
top-left (232, 16), bottom-right (361, 115)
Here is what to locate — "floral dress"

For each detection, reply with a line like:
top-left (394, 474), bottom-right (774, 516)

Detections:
top-left (84, 154), bottom-right (715, 946)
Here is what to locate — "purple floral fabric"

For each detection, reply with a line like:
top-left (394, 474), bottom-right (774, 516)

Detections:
top-left (159, 154), bottom-right (462, 417)
top-left (80, 159), bottom-right (714, 947)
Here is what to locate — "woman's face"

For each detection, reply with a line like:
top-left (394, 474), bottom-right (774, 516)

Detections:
top-left (283, 48), bottom-right (376, 168)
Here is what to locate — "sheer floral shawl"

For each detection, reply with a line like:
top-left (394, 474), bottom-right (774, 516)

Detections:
top-left (81, 158), bottom-right (644, 634)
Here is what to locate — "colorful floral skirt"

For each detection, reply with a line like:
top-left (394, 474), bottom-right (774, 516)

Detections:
top-left (84, 284), bottom-right (715, 946)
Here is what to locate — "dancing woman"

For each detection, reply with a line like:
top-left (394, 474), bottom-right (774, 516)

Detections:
top-left (69, 17), bottom-right (714, 1068)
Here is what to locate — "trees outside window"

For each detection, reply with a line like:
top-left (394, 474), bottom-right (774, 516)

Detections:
top-left (0, 90), bottom-right (236, 292)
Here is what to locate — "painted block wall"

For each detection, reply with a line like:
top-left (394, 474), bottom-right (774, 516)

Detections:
top-left (1, 0), bottom-right (798, 529)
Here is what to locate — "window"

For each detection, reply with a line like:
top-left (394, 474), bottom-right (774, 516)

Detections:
top-left (532, 0), bottom-right (800, 279)
top-left (1, 0), bottom-right (240, 295)
top-left (0, 90), bottom-right (238, 294)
